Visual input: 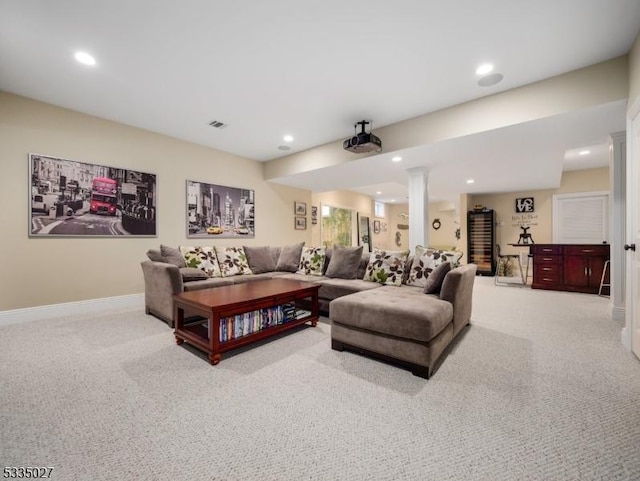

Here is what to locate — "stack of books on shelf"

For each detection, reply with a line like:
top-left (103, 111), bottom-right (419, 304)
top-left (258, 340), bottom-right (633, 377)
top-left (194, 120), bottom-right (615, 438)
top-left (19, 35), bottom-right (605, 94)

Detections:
top-left (218, 304), bottom-right (312, 342)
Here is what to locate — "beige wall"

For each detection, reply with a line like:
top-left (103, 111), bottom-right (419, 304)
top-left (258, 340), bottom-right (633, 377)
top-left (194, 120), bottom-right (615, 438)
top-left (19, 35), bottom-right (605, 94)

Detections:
top-left (0, 92), bottom-right (310, 311)
top-left (471, 167), bottom-right (609, 255)
top-left (427, 201), bottom-right (461, 250)
top-left (629, 30), bottom-right (640, 108)
top-left (385, 203), bottom-right (409, 251)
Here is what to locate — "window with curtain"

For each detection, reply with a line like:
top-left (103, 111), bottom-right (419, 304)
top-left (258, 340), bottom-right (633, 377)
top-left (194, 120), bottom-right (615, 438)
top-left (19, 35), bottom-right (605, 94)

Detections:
top-left (553, 192), bottom-right (609, 244)
top-left (321, 204), bottom-right (353, 248)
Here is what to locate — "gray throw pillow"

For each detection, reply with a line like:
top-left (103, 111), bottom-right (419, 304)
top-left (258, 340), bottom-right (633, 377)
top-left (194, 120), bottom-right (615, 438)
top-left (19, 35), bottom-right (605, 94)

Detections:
top-left (423, 262), bottom-right (452, 294)
top-left (243, 246), bottom-right (277, 274)
top-left (179, 267), bottom-right (209, 282)
top-left (161, 244), bottom-right (186, 268)
top-left (146, 249), bottom-right (164, 262)
top-left (275, 242), bottom-right (305, 272)
top-left (324, 245), bottom-right (364, 279)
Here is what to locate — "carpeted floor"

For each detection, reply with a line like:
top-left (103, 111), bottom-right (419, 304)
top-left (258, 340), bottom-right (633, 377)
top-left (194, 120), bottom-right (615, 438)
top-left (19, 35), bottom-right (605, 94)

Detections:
top-left (1, 277), bottom-right (639, 481)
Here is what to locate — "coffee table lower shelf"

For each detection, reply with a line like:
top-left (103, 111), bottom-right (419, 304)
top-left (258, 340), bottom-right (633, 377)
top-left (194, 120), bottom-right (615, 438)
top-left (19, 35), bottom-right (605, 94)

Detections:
top-left (175, 315), bottom-right (317, 364)
top-left (173, 280), bottom-right (320, 365)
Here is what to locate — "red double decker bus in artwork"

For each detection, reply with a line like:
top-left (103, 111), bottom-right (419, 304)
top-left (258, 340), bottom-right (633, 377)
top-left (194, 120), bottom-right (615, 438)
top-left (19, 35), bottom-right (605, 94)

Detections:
top-left (90, 177), bottom-right (118, 216)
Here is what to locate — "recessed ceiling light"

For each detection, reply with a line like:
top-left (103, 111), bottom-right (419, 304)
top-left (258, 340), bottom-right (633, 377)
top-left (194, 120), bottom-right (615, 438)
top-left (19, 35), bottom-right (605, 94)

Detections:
top-left (392, 156), bottom-right (402, 162)
top-left (376, 191), bottom-right (382, 195)
top-left (579, 150), bottom-right (591, 156)
top-left (283, 135), bottom-right (294, 142)
top-left (390, 199), bottom-right (396, 202)
top-left (74, 51), bottom-right (96, 66)
top-left (476, 63), bottom-right (494, 76)
top-left (466, 179), bottom-right (475, 184)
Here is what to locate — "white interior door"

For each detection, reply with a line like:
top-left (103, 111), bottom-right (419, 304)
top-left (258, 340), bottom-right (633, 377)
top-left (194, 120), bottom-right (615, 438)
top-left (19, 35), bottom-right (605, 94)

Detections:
top-left (629, 108), bottom-right (640, 360)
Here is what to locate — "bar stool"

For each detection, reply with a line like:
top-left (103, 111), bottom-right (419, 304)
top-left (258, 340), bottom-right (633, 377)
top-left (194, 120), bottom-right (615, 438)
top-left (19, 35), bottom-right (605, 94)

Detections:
top-left (598, 260), bottom-right (610, 297)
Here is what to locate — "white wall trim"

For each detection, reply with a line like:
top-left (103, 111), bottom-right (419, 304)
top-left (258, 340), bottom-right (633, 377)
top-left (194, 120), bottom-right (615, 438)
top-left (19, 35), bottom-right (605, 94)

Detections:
top-left (628, 94), bottom-right (640, 120)
top-left (612, 306), bottom-right (626, 323)
top-left (0, 294), bottom-right (145, 328)
top-left (621, 326), bottom-right (631, 351)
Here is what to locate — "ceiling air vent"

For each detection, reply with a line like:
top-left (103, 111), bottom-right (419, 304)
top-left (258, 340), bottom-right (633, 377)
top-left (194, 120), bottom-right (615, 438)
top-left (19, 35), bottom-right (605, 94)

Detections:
top-left (208, 120), bottom-right (228, 129)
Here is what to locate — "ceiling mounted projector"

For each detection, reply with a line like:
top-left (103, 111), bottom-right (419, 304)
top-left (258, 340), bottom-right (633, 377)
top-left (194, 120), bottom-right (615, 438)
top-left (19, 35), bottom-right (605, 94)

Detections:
top-left (343, 120), bottom-right (382, 153)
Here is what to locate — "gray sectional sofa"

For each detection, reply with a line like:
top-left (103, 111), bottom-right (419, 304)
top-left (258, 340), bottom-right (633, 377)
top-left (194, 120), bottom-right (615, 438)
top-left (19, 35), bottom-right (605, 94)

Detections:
top-left (140, 243), bottom-right (476, 378)
top-left (140, 244), bottom-right (377, 326)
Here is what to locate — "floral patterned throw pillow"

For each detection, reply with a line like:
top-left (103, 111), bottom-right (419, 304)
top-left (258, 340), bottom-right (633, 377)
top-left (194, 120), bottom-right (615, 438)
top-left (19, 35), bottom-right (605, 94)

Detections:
top-left (406, 245), bottom-right (462, 287)
top-left (363, 249), bottom-right (410, 286)
top-left (179, 246), bottom-right (221, 277)
top-left (296, 246), bottom-right (326, 276)
top-left (215, 246), bottom-right (253, 277)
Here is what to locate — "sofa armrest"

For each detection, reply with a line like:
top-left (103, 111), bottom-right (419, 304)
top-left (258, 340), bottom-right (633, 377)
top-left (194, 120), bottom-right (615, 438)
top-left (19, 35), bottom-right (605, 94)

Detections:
top-left (140, 260), bottom-right (184, 326)
top-left (439, 264), bottom-right (477, 333)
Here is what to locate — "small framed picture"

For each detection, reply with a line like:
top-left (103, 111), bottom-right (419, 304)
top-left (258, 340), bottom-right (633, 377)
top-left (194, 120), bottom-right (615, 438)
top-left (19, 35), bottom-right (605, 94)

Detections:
top-left (373, 220), bottom-right (381, 234)
top-left (295, 216), bottom-right (307, 230)
top-left (295, 201), bottom-right (307, 216)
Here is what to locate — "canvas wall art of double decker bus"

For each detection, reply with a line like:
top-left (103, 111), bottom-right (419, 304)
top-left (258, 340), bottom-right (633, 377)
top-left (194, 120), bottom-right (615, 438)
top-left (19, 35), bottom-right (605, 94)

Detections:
top-left (29, 153), bottom-right (157, 237)
top-left (90, 177), bottom-right (118, 216)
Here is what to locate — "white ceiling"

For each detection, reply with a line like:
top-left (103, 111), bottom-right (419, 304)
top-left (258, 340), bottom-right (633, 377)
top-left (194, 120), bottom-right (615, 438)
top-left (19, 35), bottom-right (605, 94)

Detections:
top-left (1, 1), bottom-right (639, 202)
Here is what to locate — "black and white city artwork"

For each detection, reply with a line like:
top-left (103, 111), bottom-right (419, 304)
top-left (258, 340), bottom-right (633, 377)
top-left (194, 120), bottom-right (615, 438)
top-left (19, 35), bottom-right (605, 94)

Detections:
top-left (29, 153), bottom-right (157, 237)
top-left (186, 179), bottom-right (255, 238)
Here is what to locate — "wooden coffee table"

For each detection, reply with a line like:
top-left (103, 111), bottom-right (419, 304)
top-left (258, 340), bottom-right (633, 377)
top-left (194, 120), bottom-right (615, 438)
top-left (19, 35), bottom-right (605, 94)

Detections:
top-left (173, 278), bottom-right (320, 365)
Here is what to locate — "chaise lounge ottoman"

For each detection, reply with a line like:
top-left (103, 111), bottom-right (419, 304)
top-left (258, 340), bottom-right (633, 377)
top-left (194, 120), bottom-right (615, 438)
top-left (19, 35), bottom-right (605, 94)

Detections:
top-left (330, 264), bottom-right (477, 378)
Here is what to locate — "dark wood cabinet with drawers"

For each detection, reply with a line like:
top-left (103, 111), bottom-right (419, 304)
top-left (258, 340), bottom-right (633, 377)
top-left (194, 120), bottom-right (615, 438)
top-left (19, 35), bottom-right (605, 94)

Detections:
top-left (531, 244), bottom-right (609, 294)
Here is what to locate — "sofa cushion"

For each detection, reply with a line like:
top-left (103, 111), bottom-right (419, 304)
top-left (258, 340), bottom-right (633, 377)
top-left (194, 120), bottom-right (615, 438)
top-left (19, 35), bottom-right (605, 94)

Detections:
top-left (146, 249), bottom-right (164, 262)
top-left (406, 246), bottom-right (460, 287)
top-left (161, 244), bottom-right (187, 268)
top-left (330, 286), bottom-right (453, 342)
top-left (318, 277), bottom-right (382, 300)
top-left (231, 273), bottom-right (275, 283)
top-left (324, 245), bottom-right (363, 279)
top-left (424, 261), bottom-right (451, 294)
top-left (297, 246), bottom-right (326, 276)
top-left (356, 252), bottom-right (372, 279)
top-left (275, 242), bottom-right (305, 272)
top-left (183, 277), bottom-right (235, 291)
top-left (179, 267), bottom-right (210, 282)
top-left (243, 246), bottom-right (277, 274)
top-left (216, 246), bottom-right (253, 276)
top-left (417, 245), bottom-right (463, 268)
top-left (278, 272), bottom-right (326, 284)
top-left (363, 249), bottom-right (409, 286)
top-left (179, 246), bottom-right (221, 277)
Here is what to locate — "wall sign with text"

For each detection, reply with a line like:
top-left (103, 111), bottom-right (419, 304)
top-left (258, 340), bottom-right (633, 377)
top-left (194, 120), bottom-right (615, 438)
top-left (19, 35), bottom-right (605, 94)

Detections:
top-left (515, 197), bottom-right (534, 213)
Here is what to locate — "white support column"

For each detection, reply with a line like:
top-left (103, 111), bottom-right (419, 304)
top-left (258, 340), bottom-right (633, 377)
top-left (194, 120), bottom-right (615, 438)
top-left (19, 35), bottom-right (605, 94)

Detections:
top-left (407, 167), bottom-right (429, 251)
top-left (610, 131), bottom-right (626, 322)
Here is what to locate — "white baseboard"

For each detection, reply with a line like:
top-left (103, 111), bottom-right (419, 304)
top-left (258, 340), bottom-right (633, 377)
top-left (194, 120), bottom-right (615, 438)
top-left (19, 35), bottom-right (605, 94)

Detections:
top-left (612, 306), bottom-right (625, 322)
top-left (621, 326), bottom-right (631, 351)
top-left (0, 293), bottom-right (145, 328)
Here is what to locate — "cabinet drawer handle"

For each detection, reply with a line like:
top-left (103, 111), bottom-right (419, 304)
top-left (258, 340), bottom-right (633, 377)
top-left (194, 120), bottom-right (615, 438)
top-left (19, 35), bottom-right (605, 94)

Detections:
top-left (543, 257), bottom-right (552, 261)
top-left (543, 278), bottom-right (554, 282)
top-left (582, 249), bottom-right (594, 253)
top-left (543, 267), bottom-right (552, 271)
top-left (584, 267), bottom-right (588, 276)
top-left (542, 249), bottom-right (552, 252)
